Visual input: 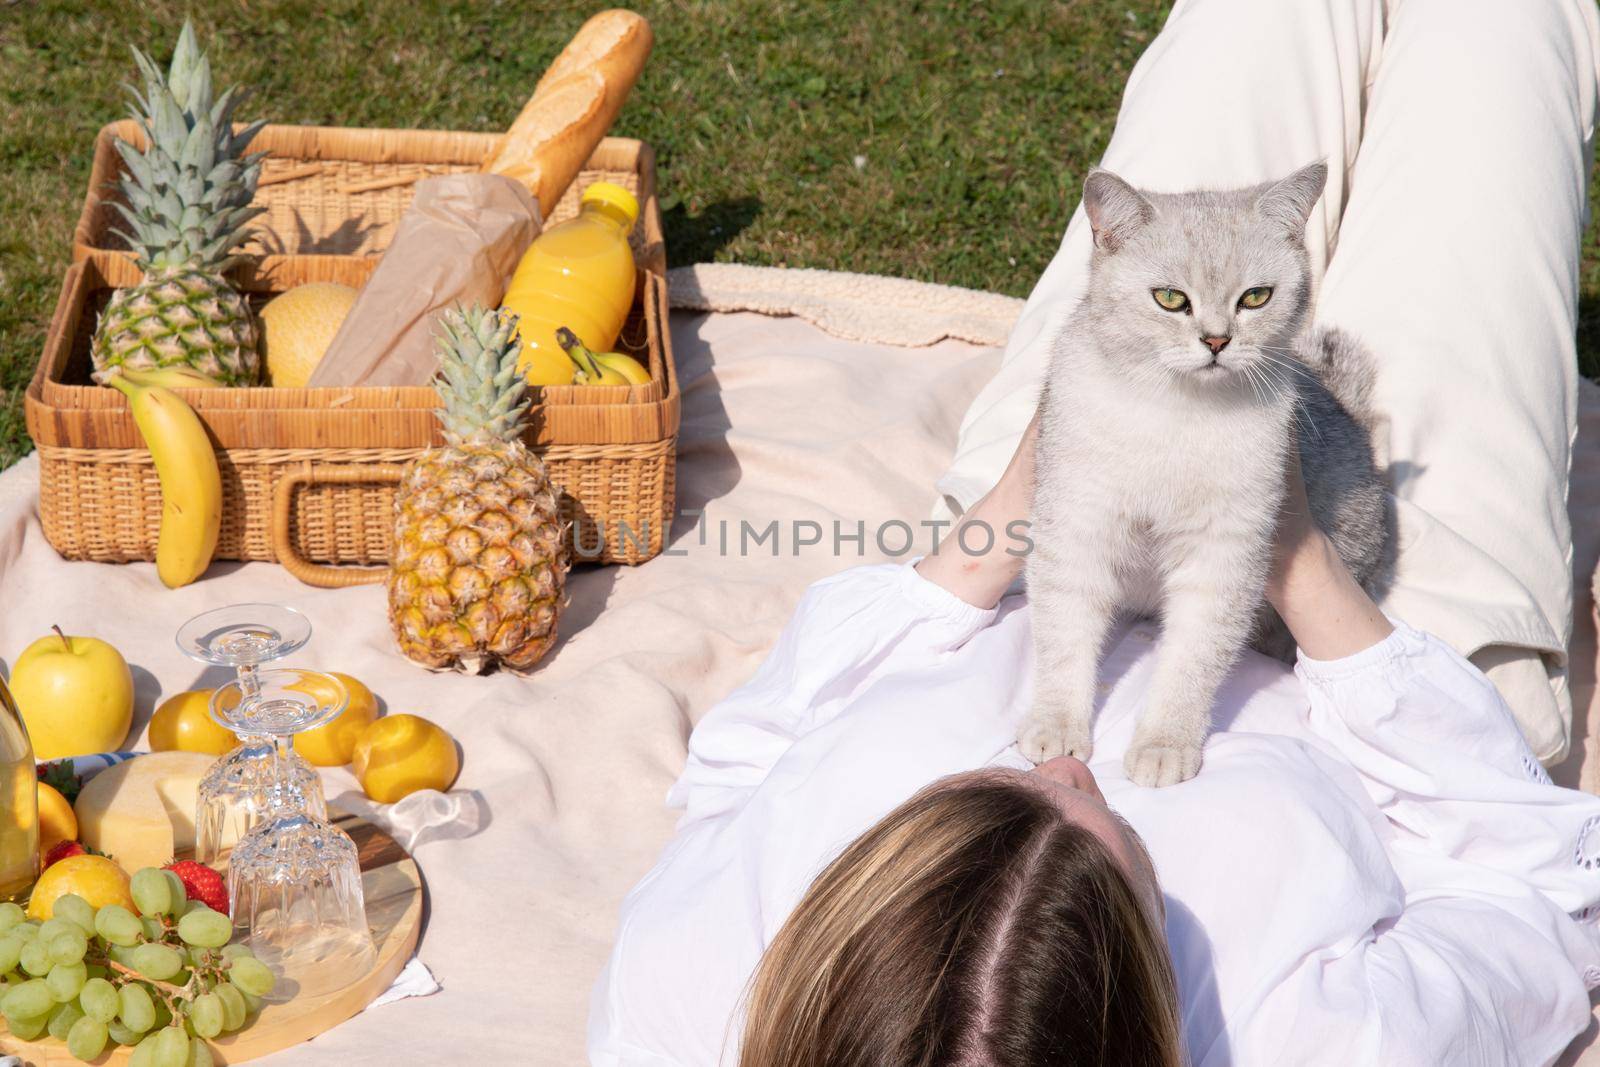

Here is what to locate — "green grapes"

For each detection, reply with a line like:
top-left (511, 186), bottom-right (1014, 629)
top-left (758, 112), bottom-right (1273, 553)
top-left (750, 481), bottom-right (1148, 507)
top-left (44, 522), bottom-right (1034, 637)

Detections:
top-left (95, 903), bottom-right (143, 946)
top-left (108, 1018), bottom-right (144, 1045)
top-left (118, 981), bottom-right (157, 1033)
top-left (227, 955), bottom-right (275, 998)
top-left (160, 871), bottom-right (188, 917)
top-left (130, 868), bottom-right (174, 918)
top-left (0, 933), bottom-right (23, 972)
top-left (79, 975), bottom-right (119, 1023)
top-left (213, 981), bottom-right (246, 1030)
top-left (2, 976), bottom-right (55, 1019)
top-left (45, 960), bottom-right (87, 1002)
top-left (3, 867), bottom-right (282, 1065)
top-left (189, 991), bottom-right (224, 1038)
top-left (67, 1014), bottom-right (110, 1059)
top-left (46, 999), bottom-right (85, 1041)
top-left (6, 1009), bottom-right (48, 1040)
top-left (154, 1024), bottom-right (191, 1067)
top-left (19, 939), bottom-right (52, 976)
top-left (49, 927), bottom-right (89, 965)
top-left (53, 894), bottom-right (97, 937)
top-left (177, 908), bottom-right (232, 950)
top-left (130, 942), bottom-right (184, 981)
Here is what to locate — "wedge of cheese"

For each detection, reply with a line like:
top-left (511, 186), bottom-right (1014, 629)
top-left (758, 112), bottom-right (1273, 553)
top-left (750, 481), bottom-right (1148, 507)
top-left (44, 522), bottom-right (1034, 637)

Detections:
top-left (74, 752), bottom-right (234, 872)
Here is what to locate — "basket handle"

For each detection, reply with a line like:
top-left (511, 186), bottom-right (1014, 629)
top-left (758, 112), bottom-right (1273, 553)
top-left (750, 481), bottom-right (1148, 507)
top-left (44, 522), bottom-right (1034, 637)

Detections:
top-left (271, 463), bottom-right (407, 588)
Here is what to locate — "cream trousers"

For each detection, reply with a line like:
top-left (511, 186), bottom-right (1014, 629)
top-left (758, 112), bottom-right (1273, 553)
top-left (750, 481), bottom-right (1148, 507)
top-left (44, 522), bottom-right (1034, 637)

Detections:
top-left (936, 0), bottom-right (1600, 761)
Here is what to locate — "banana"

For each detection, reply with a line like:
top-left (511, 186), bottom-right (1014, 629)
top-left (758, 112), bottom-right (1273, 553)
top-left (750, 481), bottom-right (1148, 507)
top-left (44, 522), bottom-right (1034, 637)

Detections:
top-left (107, 376), bottom-right (222, 588)
top-left (117, 366), bottom-right (227, 389)
top-left (592, 351), bottom-right (651, 385)
top-left (555, 327), bottom-right (649, 385)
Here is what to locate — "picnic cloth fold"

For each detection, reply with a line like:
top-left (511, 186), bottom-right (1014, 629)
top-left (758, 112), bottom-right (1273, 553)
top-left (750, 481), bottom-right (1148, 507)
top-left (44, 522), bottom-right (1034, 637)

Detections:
top-left (2, 266), bottom-right (1597, 1061)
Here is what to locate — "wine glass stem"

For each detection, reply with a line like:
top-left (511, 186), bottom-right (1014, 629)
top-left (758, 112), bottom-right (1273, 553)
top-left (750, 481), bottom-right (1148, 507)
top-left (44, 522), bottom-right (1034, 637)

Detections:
top-left (238, 661), bottom-right (262, 702)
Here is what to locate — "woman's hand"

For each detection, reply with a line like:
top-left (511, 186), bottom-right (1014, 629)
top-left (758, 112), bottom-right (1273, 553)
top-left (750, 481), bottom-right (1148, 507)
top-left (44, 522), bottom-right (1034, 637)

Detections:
top-left (1265, 444), bottom-right (1393, 660)
top-left (915, 412), bottom-right (1039, 609)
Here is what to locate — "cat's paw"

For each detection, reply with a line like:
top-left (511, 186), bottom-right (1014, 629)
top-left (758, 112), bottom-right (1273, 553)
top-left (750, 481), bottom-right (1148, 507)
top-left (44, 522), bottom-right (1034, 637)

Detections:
top-left (1017, 712), bottom-right (1093, 765)
top-left (1123, 738), bottom-right (1202, 788)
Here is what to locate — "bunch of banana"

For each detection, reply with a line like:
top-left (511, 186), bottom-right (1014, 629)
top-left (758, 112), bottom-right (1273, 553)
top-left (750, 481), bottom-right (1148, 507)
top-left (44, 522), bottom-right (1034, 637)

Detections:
top-left (556, 327), bottom-right (651, 385)
top-left (105, 368), bottom-right (224, 588)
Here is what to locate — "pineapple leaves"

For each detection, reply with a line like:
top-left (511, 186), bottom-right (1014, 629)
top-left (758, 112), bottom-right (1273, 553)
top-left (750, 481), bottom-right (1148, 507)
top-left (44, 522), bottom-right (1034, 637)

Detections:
top-left (112, 21), bottom-right (260, 272)
top-left (433, 307), bottom-right (531, 445)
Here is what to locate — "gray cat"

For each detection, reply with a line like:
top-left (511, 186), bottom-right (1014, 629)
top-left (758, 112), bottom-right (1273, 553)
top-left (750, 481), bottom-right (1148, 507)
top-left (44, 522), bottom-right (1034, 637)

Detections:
top-left (1018, 162), bottom-right (1392, 788)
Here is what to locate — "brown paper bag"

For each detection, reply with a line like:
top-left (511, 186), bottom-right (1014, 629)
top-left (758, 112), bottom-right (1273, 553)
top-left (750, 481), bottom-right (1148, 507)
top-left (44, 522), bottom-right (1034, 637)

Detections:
top-left (307, 173), bottom-right (540, 387)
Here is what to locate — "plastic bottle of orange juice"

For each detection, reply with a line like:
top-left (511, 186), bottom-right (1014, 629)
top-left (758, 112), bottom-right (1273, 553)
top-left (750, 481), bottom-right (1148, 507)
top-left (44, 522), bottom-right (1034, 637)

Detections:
top-left (501, 181), bottom-right (639, 385)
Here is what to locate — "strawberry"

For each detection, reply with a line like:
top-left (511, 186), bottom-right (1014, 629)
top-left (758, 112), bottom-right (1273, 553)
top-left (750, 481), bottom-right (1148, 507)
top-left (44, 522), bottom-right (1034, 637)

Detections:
top-left (164, 860), bottom-right (229, 917)
top-left (42, 840), bottom-right (85, 869)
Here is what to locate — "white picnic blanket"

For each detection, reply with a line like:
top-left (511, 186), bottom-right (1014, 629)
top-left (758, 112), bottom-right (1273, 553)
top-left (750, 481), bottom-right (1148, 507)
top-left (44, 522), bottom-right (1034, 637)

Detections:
top-left (2, 268), bottom-right (1598, 1063)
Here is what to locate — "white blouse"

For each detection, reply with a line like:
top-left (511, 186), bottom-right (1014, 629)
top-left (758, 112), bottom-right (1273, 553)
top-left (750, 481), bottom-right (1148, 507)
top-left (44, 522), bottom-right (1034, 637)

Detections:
top-left (589, 564), bottom-right (1600, 1067)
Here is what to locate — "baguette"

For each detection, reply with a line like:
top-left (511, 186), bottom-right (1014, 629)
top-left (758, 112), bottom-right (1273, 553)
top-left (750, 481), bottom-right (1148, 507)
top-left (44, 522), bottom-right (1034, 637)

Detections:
top-left (485, 9), bottom-right (653, 219)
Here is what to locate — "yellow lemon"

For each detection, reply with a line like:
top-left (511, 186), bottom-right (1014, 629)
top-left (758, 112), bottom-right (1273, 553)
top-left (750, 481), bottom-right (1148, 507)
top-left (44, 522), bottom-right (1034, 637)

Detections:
top-left (35, 781), bottom-right (77, 858)
top-left (148, 689), bottom-right (239, 756)
top-left (351, 714), bottom-right (460, 804)
top-left (293, 673), bottom-right (379, 767)
top-left (27, 854), bottom-right (134, 919)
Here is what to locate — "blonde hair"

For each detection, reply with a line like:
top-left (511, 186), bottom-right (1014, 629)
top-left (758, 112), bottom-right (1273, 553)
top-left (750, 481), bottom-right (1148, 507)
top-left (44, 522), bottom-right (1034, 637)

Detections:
top-left (738, 774), bottom-right (1182, 1067)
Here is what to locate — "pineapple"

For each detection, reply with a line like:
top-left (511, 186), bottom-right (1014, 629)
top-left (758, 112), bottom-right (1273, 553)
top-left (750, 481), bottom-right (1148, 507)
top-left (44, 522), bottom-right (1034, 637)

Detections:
top-left (90, 21), bottom-right (265, 386)
top-left (388, 306), bottom-right (567, 673)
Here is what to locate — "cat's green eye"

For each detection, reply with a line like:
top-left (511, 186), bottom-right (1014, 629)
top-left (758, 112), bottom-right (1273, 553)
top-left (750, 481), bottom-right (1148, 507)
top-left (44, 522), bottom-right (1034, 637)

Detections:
top-left (1239, 286), bottom-right (1273, 309)
top-left (1152, 288), bottom-right (1190, 312)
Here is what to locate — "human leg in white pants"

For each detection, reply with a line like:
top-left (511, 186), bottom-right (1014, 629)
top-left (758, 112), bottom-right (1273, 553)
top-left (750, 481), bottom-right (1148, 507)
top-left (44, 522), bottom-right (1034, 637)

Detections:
top-left (1312, 0), bottom-right (1600, 760)
top-left (935, 0), bottom-right (1386, 518)
top-left (936, 0), bottom-right (1600, 755)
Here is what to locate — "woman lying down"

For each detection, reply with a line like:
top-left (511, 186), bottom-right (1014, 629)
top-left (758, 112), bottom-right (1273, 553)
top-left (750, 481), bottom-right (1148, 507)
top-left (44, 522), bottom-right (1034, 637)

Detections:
top-left (588, 425), bottom-right (1600, 1066)
top-left (588, 0), bottom-right (1600, 1061)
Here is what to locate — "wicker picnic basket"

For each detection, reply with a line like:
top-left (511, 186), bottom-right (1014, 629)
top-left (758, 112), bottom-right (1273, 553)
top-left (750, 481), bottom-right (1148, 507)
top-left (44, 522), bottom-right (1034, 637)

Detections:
top-left (25, 122), bottom-right (679, 578)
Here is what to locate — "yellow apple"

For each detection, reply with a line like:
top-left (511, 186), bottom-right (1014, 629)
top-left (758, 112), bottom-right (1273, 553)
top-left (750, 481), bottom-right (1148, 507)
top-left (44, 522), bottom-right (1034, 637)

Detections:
top-left (292, 672), bottom-right (379, 767)
top-left (11, 627), bottom-right (134, 759)
top-left (149, 689), bottom-right (239, 756)
top-left (352, 714), bottom-right (459, 803)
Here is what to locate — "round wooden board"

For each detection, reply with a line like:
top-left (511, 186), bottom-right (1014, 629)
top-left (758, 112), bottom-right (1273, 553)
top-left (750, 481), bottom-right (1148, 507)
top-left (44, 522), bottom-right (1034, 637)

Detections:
top-left (4, 807), bottom-right (424, 1066)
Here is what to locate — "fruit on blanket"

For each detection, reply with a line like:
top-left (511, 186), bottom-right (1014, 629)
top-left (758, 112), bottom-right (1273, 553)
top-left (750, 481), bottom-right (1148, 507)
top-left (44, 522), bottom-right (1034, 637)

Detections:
top-left (351, 714), bottom-right (460, 803)
top-left (26, 856), bottom-right (135, 919)
top-left (35, 782), bottom-right (77, 858)
top-left (260, 282), bottom-right (359, 386)
top-left (3, 866), bottom-right (276, 1063)
top-left (556, 326), bottom-right (650, 385)
top-left (163, 861), bottom-right (228, 917)
top-left (89, 22), bottom-right (265, 386)
top-left (291, 672), bottom-right (378, 766)
top-left (148, 690), bottom-right (237, 755)
top-left (74, 752), bottom-right (230, 873)
top-left (11, 628), bottom-right (134, 759)
top-left (387, 306), bottom-right (567, 672)
top-left (106, 374), bottom-right (223, 588)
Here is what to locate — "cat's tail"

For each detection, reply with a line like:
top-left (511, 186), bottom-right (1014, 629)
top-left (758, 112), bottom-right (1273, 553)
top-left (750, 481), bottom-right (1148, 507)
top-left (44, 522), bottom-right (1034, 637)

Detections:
top-left (1296, 325), bottom-right (1378, 429)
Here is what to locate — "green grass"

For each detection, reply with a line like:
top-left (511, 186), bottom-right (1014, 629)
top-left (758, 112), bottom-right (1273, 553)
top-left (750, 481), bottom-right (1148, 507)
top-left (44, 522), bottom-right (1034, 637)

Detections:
top-left (1, 1), bottom-right (1597, 469)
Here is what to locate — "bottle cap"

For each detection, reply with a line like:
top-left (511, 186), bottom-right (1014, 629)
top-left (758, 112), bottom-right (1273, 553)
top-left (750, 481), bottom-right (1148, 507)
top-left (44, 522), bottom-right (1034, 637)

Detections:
top-left (580, 182), bottom-right (640, 230)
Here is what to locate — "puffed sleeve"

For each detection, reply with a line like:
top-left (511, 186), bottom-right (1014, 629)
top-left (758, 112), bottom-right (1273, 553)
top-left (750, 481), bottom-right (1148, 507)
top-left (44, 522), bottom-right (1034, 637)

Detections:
top-left (1238, 624), bottom-right (1600, 1066)
top-left (667, 562), bottom-right (997, 828)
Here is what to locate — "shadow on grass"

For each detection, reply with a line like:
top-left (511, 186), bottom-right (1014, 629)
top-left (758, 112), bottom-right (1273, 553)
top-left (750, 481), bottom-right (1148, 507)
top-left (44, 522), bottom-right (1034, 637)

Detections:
top-left (663, 195), bottom-right (762, 266)
top-left (1579, 292), bottom-right (1600, 380)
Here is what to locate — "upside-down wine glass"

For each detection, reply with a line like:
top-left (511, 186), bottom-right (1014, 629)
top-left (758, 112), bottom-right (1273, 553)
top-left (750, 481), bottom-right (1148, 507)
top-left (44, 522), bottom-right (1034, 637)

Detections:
top-left (216, 669), bottom-right (375, 998)
top-left (176, 604), bottom-right (327, 865)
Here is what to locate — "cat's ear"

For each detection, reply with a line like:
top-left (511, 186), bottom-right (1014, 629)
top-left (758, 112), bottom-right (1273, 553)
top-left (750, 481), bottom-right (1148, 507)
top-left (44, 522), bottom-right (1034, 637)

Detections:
top-left (1083, 169), bottom-right (1154, 253)
top-left (1258, 162), bottom-right (1327, 233)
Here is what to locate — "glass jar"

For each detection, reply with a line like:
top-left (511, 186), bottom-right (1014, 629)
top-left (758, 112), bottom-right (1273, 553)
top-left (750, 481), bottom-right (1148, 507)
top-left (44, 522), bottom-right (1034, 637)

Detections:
top-left (0, 675), bottom-right (38, 902)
